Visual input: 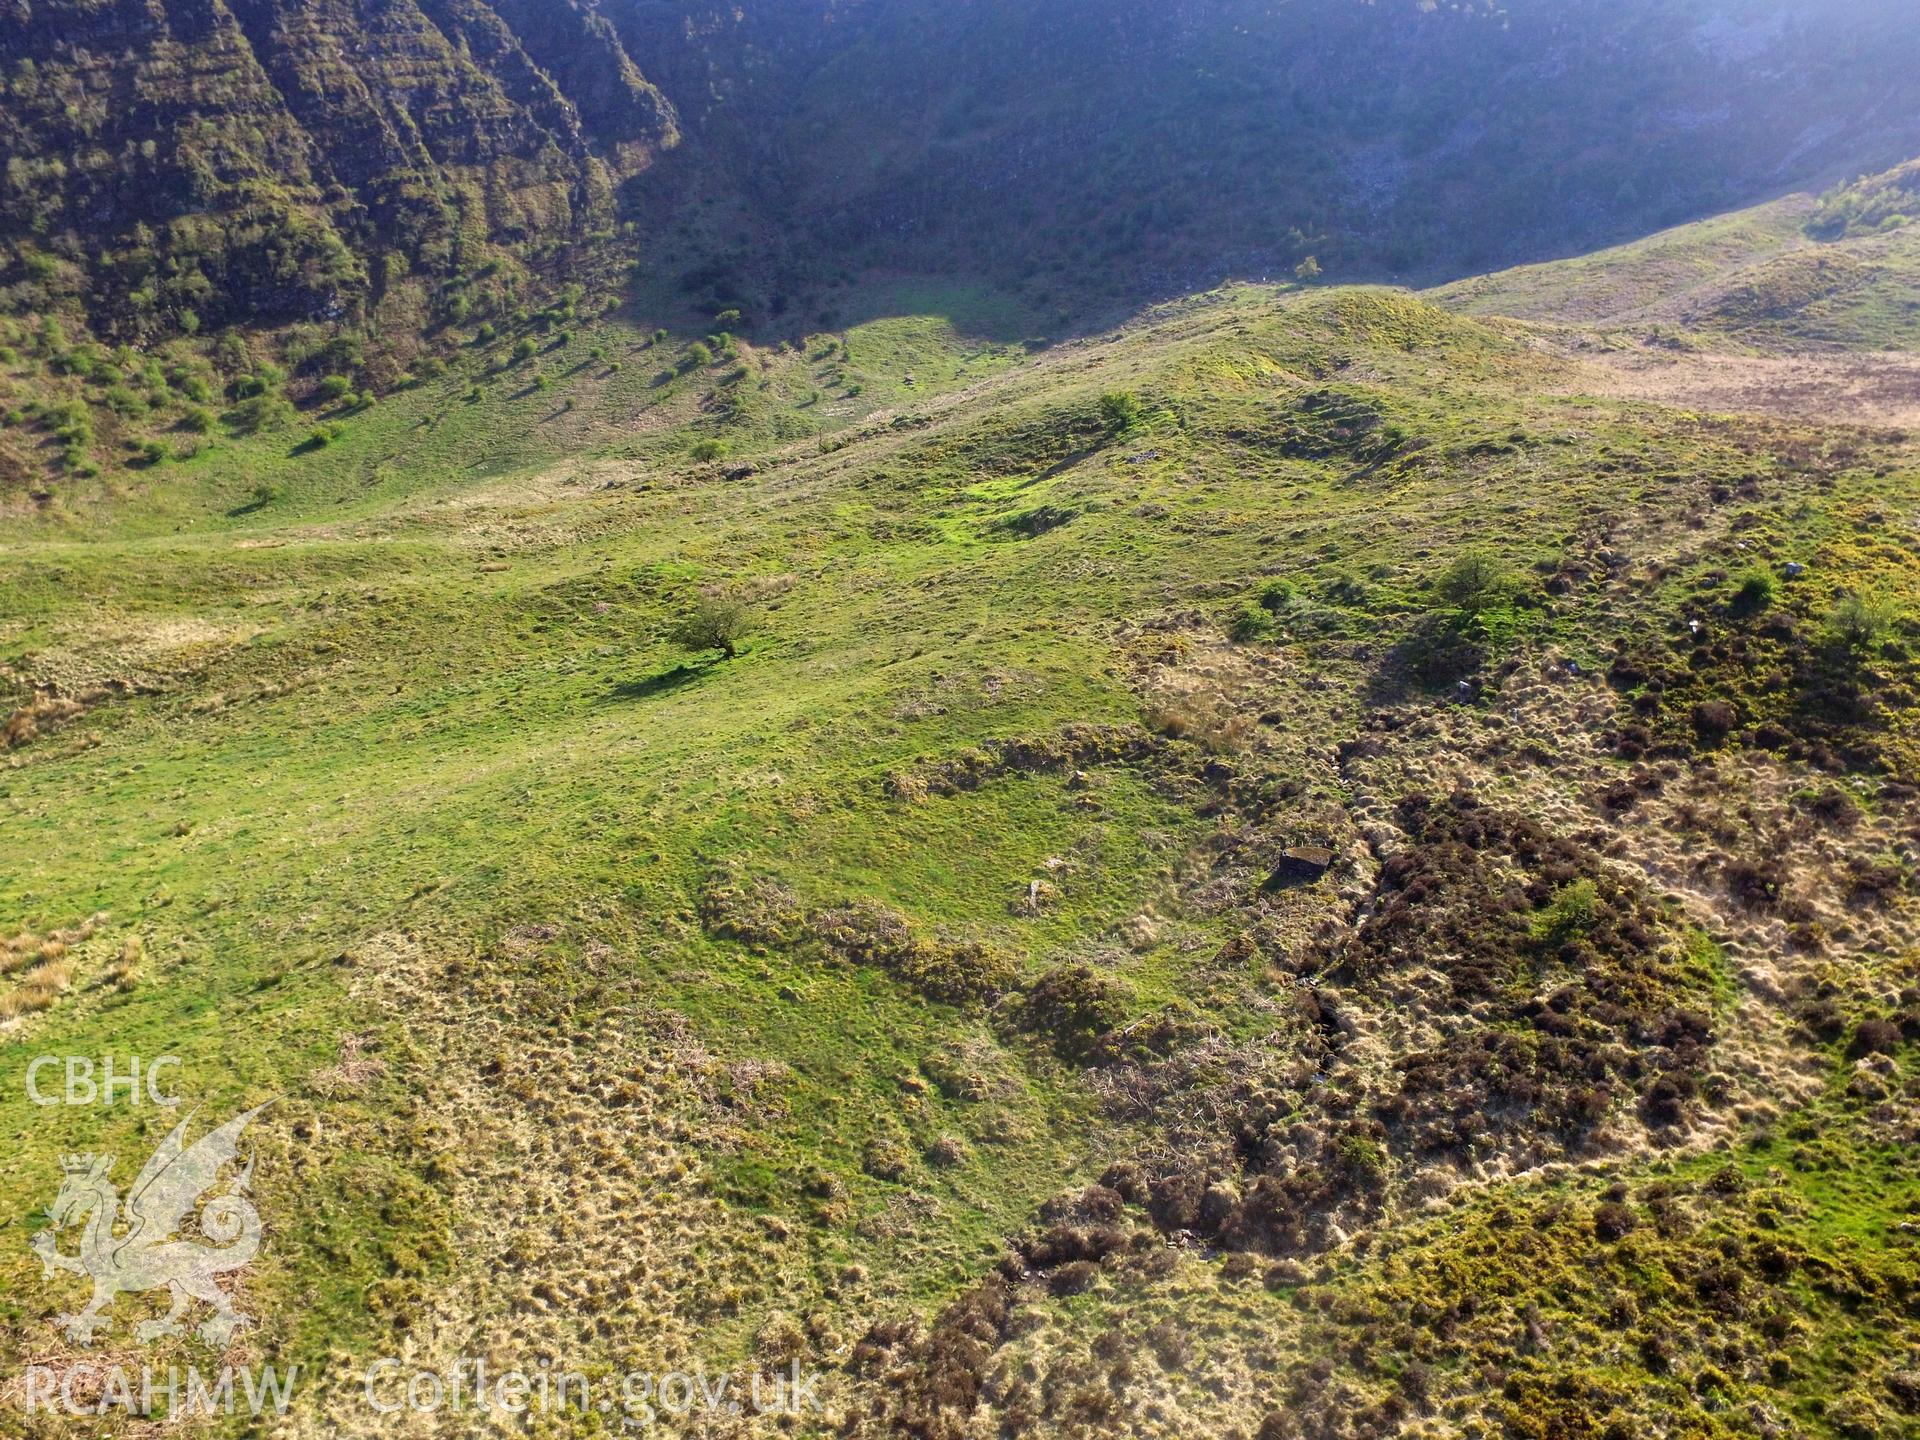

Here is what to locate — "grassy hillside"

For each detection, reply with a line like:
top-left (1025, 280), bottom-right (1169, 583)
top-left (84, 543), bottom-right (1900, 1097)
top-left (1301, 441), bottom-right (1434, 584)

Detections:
top-left (9, 0), bottom-right (1920, 496)
top-left (5, 237), bottom-right (1919, 1439)
top-left (1433, 166), bottom-right (1920, 353)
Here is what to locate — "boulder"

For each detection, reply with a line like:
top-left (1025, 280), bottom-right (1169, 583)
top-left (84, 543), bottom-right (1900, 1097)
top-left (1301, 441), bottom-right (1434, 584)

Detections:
top-left (1269, 846), bottom-right (1336, 887)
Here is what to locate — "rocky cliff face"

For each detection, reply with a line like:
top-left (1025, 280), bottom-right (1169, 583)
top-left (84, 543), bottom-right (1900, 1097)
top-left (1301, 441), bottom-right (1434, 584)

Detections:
top-left (0, 0), bottom-right (677, 337)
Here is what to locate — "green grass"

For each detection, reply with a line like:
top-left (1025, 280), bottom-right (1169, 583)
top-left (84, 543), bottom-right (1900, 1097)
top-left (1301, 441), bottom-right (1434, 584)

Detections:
top-left (3, 267), bottom-right (1917, 1435)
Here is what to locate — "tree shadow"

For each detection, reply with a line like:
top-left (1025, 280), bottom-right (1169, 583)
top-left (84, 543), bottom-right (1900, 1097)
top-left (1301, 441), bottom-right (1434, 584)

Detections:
top-left (1364, 614), bottom-right (1487, 706)
top-left (603, 661), bottom-right (713, 702)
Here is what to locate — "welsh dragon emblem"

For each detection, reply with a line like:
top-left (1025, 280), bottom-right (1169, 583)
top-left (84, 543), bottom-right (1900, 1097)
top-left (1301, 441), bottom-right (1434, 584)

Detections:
top-left (31, 1104), bottom-right (269, 1348)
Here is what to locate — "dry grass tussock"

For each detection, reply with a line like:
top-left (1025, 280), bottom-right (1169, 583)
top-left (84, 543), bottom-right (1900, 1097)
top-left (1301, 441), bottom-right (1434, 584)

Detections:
top-left (3, 691), bottom-right (87, 748)
top-left (1563, 341), bottom-right (1920, 428)
top-left (0, 914), bottom-right (109, 1022)
top-left (1127, 612), bottom-right (1288, 755)
top-left (298, 926), bottom-right (840, 1438)
top-left (0, 960), bottom-right (75, 1019)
